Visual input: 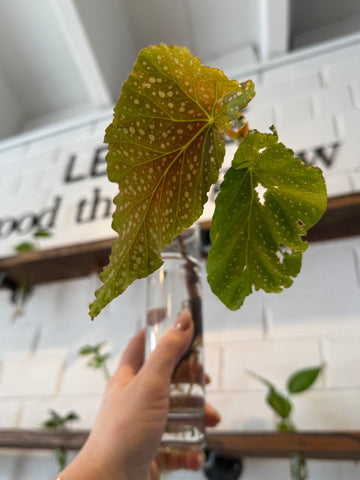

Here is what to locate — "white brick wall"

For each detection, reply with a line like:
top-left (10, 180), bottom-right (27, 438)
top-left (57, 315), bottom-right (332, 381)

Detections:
top-left (1, 41), bottom-right (360, 479)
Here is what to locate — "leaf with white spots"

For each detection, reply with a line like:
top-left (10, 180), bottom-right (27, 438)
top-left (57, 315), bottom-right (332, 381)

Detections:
top-left (207, 129), bottom-right (327, 311)
top-left (89, 44), bottom-right (255, 319)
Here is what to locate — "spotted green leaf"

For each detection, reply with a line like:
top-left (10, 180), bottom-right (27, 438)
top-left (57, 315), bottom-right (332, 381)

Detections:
top-left (207, 129), bottom-right (327, 310)
top-left (89, 44), bottom-right (255, 318)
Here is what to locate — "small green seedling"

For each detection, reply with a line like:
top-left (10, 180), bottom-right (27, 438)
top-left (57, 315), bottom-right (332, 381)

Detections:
top-left (42, 409), bottom-right (80, 471)
top-left (79, 342), bottom-right (111, 380)
top-left (248, 365), bottom-right (323, 480)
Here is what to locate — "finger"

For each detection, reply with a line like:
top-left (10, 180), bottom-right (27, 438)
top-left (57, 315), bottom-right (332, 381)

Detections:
top-left (113, 329), bottom-right (145, 387)
top-left (205, 402), bottom-right (221, 427)
top-left (156, 448), bottom-right (205, 472)
top-left (149, 461), bottom-right (160, 480)
top-left (141, 311), bottom-right (194, 380)
top-left (205, 373), bottom-right (211, 385)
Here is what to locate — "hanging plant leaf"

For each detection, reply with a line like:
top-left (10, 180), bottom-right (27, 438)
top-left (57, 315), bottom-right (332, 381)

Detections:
top-left (207, 129), bottom-right (327, 310)
top-left (15, 242), bottom-right (36, 253)
top-left (89, 44), bottom-right (255, 319)
top-left (287, 365), bottom-right (323, 394)
top-left (33, 229), bottom-right (52, 238)
top-left (267, 387), bottom-right (292, 419)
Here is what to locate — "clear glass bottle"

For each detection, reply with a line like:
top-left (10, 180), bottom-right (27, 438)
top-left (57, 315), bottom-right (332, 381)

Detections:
top-left (145, 224), bottom-right (205, 449)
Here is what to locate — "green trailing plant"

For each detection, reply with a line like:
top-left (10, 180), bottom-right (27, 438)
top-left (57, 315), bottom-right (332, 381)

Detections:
top-left (14, 229), bottom-right (52, 253)
top-left (248, 365), bottom-right (323, 480)
top-left (88, 44), bottom-right (327, 319)
top-left (79, 342), bottom-right (111, 380)
top-left (12, 229), bottom-right (52, 319)
top-left (42, 409), bottom-right (80, 471)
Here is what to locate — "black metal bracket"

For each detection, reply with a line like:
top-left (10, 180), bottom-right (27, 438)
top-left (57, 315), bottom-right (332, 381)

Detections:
top-left (0, 271), bottom-right (19, 303)
top-left (204, 451), bottom-right (243, 480)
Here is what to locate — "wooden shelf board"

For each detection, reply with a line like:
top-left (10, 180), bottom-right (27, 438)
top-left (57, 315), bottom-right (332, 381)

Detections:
top-left (1, 193), bottom-right (360, 289)
top-left (1, 430), bottom-right (360, 460)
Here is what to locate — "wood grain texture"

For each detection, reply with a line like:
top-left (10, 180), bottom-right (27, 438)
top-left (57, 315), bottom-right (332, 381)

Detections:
top-left (1, 430), bottom-right (360, 459)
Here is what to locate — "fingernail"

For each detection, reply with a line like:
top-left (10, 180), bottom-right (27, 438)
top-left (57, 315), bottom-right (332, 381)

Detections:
top-left (173, 311), bottom-right (191, 331)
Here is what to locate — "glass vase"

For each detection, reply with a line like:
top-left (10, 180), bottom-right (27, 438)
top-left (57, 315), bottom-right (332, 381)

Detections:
top-left (145, 224), bottom-right (205, 449)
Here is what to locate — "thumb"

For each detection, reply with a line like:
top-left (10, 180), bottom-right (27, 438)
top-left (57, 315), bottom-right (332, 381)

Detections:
top-left (142, 311), bottom-right (194, 380)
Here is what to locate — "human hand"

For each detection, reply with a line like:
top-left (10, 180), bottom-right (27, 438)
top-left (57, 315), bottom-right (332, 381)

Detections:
top-left (59, 311), bottom-right (220, 480)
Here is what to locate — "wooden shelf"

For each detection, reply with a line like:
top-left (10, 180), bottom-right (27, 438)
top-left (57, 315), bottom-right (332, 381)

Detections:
top-left (1, 193), bottom-right (360, 289)
top-left (1, 429), bottom-right (360, 460)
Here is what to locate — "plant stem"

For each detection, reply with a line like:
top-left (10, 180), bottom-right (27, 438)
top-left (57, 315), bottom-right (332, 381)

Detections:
top-left (102, 363), bottom-right (110, 381)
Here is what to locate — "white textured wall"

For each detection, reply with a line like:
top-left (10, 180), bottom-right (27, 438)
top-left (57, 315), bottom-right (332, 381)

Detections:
top-left (0, 41), bottom-right (360, 479)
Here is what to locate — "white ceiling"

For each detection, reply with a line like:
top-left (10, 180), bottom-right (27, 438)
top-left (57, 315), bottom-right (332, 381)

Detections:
top-left (0, 0), bottom-right (360, 142)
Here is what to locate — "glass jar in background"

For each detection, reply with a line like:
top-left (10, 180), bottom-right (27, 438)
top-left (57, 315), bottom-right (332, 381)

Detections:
top-left (145, 224), bottom-right (205, 450)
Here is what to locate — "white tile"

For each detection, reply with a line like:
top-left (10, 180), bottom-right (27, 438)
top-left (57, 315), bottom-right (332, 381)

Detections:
top-left (91, 117), bottom-right (112, 142)
top-left (0, 173), bottom-right (21, 199)
top-left (292, 389), bottom-right (360, 430)
top-left (206, 390), bottom-right (274, 431)
top-left (26, 124), bottom-right (94, 157)
top-left (0, 350), bottom-right (65, 397)
top-left (323, 170), bottom-right (354, 197)
top-left (254, 74), bottom-right (322, 110)
top-left (324, 337), bottom-right (360, 388)
top-left (0, 289), bottom-right (18, 324)
top-left (11, 450), bottom-right (62, 480)
top-left (0, 400), bottom-right (21, 427)
top-left (0, 144), bottom-right (29, 165)
top-left (0, 450), bottom-right (18, 480)
top-left (222, 339), bottom-right (321, 392)
top-left (17, 170), bottom-right (45, 194)
top-left (280, 241), bottom-right (359, 296)
top-left (267, 289), bottom-right (360, 339)
top-left (203, 279), bottom-right (264, 343)
top-left (167, 470), bottom-right (205, 480)
top-left (275, 96), bottom-right (314, 128)
top-left (60, 357), bottom-right (107, 396)
top-left (326, 58), bottom-right (360, 85)
top-left (355, 246), bottom-right (360, 281)
top-left (204, 344), bottom-right (221, 392)
top-left (349, 81), bottom-right (360, 109)
top-left (0, 320), bottom-right (40, 359)
top-left (350, 170), bottom-right (360, 191)
top-left (307, 460), bottom-right (360, 479)
top-left (239, 458), bottom-right (293, 480)
top-left (312, 84), bottom-right (354, 120)
top-left (244, 105), bottom-right (275, 133)
top-left (277, 115), bottom-right (336, 154)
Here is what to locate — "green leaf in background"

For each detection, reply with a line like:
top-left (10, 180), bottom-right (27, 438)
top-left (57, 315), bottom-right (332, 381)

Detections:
top-left (15, 242), bottom-right (36, 253)
top-left (287, 365), bottom-right (323, 394)
top-left (207, 129), bottom-right (327, 310)
top-left (33, 229), bottom-right (52, 238)
top-left (89, 44), bottom-right (255, 319)
top-left (267, 387), bottom-right (292, 419)
top-left (79, 342), bottom-right (105, 356)
top-left (246, 369), bottom-right (276, 390)
top-left (55, 447), bottom-right (67, 471)
top-left (42, 409), bottom-right (79, 430)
